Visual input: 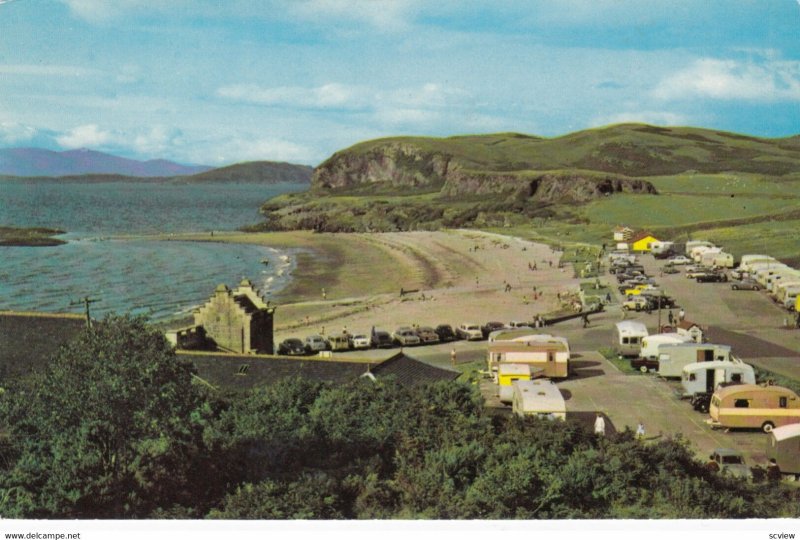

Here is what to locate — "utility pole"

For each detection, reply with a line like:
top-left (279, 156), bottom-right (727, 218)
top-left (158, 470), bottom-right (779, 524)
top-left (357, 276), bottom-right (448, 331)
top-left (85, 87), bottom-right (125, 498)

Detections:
top-left (657, 291), bottom-right (663, 331)
top-left (70, 296), bottom-right (100, 329)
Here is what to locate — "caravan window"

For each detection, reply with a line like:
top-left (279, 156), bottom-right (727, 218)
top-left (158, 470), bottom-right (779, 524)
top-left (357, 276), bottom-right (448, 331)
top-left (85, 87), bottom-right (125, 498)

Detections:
top-left (780, 396), bottom-right (788, 408)
top-left (731, 373), bottom-right (742, 383)
top-left (734, 399), bottom-right (750, 408)
top-left (631, 337), bottom-right (639, 345)
top-left (688, 373), bottom-right (696, 381)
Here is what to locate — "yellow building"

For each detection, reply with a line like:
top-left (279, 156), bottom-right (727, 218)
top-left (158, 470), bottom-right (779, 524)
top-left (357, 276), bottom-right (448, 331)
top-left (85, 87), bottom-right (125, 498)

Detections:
top-left (631, 231), bottom-right (659, 252)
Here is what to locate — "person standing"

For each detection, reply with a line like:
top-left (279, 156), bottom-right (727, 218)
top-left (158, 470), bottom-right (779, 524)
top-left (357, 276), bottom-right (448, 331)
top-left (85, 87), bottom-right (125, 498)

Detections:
top-left (594, 413), bottom-right (606, 437)
top-left (668, 311), bottom-right (674, 326)
top-left (636, 422), bottom-right (645, 440)
top-left (767, 458), bottom-right (782, 483)
top-left (679, 308), bottom-right (685, 321)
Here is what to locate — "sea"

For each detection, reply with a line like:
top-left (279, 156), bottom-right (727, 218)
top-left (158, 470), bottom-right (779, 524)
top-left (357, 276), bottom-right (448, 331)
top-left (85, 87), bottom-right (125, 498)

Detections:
top-left (0, 181), bottom-right (307, 321)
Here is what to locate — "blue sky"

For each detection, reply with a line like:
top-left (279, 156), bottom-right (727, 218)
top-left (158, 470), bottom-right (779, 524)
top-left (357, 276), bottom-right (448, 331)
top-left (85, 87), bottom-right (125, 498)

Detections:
top-left (1, 0), bottom-right (799, 166)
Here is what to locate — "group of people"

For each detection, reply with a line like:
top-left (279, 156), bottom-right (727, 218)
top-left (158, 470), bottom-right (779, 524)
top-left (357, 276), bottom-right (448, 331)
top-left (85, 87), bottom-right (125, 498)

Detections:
top-left (593, 414), bottom-right (646, 440)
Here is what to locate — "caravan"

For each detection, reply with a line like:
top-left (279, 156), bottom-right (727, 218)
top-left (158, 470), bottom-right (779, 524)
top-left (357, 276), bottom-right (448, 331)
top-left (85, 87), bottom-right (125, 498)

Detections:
top-left (657, 343), bottom-right (731, 378)
top-left (680, 359), bottom-right (756, 411)
top-left (639, 333), bottom-right (692, 361)
top-left (511, 379), bottom-right (566, 420)
top-left (613, 321), bottom-right (649, 357)
top-left (708, 384), bottom-right (800, 432)
top-left (767, 424), bottom-right (800, 475)
top-left (739, 255), bottom-right (777, 274)
top-left (487, 333), bottom-right (570, 379)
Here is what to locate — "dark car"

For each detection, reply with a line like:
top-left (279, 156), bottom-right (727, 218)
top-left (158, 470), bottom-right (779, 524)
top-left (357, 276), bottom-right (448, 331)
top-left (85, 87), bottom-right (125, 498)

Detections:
top-left (414, 326), bottom-right (440, 344)
top-left (371, 330), bottom-right (394, 349)
top-left (631, 357), bottom-right (659, 373)
top-left (696, 272), bottom-right (728, 283)
top-left (277, 338), bottom-right (306, 356)
top-left (435, 324), bottom-right (457, 342)
top-left (654, 249), bottom-right (676, 260)
top-left (481, 321), bottom-right (506, 339)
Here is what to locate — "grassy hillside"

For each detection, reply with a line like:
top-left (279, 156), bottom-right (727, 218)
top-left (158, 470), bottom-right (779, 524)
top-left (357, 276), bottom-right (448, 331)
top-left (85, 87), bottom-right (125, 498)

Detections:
top-left (342, 124), bottom-right (800, 177)
top-left (174, 161), bottom-right (312, 184)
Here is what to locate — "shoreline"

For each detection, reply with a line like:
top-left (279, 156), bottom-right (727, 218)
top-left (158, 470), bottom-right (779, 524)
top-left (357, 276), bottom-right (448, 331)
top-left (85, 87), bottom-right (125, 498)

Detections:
top-left (150, 229), bottom-right (584, 341)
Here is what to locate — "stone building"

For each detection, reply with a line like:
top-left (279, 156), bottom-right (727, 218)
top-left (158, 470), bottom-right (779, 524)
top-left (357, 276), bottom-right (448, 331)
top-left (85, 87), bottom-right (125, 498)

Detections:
top-left (194, 278), bottom-right (275, 354)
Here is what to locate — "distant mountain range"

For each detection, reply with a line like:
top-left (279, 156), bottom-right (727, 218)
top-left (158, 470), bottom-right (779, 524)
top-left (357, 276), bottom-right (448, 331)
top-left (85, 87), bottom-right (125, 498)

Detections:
top-left (0, 147), bottom-right (314, 184)
top-left (0, 147), bottom-right (213, 177)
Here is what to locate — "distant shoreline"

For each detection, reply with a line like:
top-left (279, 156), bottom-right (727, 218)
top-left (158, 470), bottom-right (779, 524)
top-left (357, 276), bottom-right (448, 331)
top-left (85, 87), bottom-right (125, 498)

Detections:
top-left (0, 226), bottom-right (67, 247)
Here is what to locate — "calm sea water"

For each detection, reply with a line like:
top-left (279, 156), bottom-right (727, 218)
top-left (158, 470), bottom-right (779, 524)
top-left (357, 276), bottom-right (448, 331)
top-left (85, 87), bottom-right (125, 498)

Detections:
top-left (0, 181), bottom-right (306, 320)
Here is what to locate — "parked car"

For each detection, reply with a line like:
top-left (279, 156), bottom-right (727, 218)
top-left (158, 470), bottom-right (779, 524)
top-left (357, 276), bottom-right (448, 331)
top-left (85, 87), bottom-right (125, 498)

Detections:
top-left (686, 267), bottom-right (713, 279)
top-left (481, 321), bottom-right (506, 339)
top-left (457, 323), bottom-right (484, 341)
top-left (729, 268), bottom-right (749, 280)
top-left (662, 264), bottom-right (680, 274)
top-left (696, 272), bottom-right (728, 283)
top-left (730, 279), bottom-right (760, 291)
top-left (327, 334), bottom-right (351, 351)
top-left (351, 334), bottom-right (371, 349)
top-left (668, 255), bottom-right (692, 265)
top-left (508, 320), bottom-right (533, 329)
top-left (277, 338), bottom-right (306, 356)
top-left (622, 296), bottom-right (649, 311)
top-left (304, 334), bottom-right (330, 353)
top-left (708, 448), bottom-right (752, 479)
top-left (371, 330), bottom-right (394, 349)
top-left (414, 326), bottom-right (440, 344)
top-left (392, 327), bottom-right (421, 346)
top-left (631, 356), bottom-right (659, 373)
top-left (654, 250), bottom-right (676, 260)
top-left (435, 324), bottom-right (458, 342)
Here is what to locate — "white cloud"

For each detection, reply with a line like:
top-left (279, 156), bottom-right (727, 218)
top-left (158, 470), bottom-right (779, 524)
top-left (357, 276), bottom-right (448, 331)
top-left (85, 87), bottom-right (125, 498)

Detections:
top-left (132, 126), bottom-right (183, 156)
top-left (590, 111), bottom-right (689, 128)
top-left (653, 58), bottom-right (800, 102)
top-left (56, 124), bottom-right (114, 148)
top-left (217, 83), bottom-right (369, 110)
top-left (0, 121), bottom-right (37, 144)
top-left (195, 136), bottom-right (316, 165)
top-left (288, 0), bottom-right (422, 31)
top-left (58, 0), bottom-right (175, 22)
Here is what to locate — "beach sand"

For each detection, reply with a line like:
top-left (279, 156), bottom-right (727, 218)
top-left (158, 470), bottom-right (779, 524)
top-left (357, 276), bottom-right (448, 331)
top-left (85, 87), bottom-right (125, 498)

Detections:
top-left (170, 230), bottom-right (583, 342)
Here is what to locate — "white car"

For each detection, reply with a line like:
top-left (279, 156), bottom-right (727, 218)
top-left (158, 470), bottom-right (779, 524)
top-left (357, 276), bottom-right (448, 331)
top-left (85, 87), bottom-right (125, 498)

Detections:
top-left (304, 334), bottom-right (330, 352)
top-left (668, 256), bottom-right (692, 265)
top-left (456, 323), bottom-right (483, 341)
top-left (392, 327), bottom-right (421, 346)
top-left (351, 334), bottom-right (371, 349)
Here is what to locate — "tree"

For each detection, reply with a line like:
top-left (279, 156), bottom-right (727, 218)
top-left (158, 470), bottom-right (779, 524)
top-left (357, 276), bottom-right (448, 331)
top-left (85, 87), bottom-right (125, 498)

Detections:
top-left (0, 315), bottom-right (210, 518)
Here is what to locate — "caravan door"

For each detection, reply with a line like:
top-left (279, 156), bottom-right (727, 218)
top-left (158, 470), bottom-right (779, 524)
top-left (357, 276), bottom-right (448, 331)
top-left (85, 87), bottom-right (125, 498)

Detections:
top-left (705, 368), bottom-right (716, 393)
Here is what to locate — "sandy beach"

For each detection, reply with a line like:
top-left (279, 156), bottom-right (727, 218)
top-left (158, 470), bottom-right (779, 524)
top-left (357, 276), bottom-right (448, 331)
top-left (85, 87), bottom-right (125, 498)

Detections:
top-left (167, 229), bottom-right (583, 342)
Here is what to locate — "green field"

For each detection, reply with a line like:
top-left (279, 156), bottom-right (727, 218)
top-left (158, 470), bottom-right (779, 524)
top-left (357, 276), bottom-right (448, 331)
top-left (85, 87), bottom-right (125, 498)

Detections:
top-left (582, 193), bottom-right (798, 228)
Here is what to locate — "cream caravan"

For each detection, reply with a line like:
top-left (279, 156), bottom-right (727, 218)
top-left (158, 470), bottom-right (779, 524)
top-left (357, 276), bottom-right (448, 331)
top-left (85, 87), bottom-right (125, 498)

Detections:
top-left (708, 384), bottom-right (800, 433)
top-left (511, 379), bottom-right (566, 420)
top-left (487, 333), bottom-right (570, 379)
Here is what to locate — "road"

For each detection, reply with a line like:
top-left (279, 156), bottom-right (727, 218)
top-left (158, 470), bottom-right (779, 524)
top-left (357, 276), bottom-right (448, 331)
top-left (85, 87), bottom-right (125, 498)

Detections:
top-left (327, 251), bottom-right (799, 466)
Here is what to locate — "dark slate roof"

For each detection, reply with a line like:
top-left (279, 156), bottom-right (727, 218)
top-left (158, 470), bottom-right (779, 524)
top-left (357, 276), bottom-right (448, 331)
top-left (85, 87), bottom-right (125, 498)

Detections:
top-left (369, 352), bottom-right (460, 388)
top-left (183, 351), bottom-right (460, 392)
top-left (0, 311), bottom-right (86, 379)
top-left (182, 351), bottom-right (371, 391)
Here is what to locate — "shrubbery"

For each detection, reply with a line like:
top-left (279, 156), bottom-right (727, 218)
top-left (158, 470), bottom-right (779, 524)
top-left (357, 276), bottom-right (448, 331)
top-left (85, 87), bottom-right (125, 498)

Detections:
top-left (1, 316), bottom-right (798, 519)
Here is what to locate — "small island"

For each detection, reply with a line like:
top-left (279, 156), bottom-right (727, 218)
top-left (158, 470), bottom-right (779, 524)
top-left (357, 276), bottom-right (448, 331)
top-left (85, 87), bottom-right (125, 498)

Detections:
top-left (0, 226), bottom-right (67, 247)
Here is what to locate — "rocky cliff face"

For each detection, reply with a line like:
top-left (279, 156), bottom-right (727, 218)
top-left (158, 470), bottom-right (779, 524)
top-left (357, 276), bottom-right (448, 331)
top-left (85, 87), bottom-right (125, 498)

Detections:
top-left (313, 143), bottom-right (452, 190)
top-left (313, 142), bottom-right (657, 202)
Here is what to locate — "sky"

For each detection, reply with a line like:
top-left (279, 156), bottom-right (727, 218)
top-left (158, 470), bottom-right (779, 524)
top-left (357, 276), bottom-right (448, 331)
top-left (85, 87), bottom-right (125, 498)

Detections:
top-left (0, 0), bottom-right (799, 166)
